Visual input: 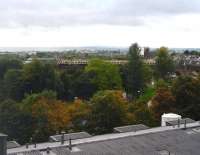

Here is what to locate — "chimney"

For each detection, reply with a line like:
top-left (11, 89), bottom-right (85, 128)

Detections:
top-left (184, 119), bottom-right (187, 129)
top-left (178, 119), bottom-right (180, 128)
top-left (61, 131), bottom-right (65, 145)
top-left (69, 138), bottom-right (72, 151)
top-left (0, 133), bottom-right (7, 155)
top-left (26, 143), bottom-right (29, 149)
top-left (46, 147), bottom-right (50, 154)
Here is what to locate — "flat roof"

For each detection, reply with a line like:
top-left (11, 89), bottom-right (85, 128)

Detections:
top-left (7, 141), bottom-right (21, 149)
top-left (114, 124), bottom-right (149, 133)
top-left (49, 132), bottom-right (92, 142)
top-left (7, 121), bottom-right (200, 155)
top-left (166, 118), bottom-right (195, 126)
top-left (0, 133), bottom-right (7, 137)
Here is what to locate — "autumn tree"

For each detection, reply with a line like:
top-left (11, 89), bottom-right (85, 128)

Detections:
top-left (67, 99), bottom-right (90, 131)
top-left (150, 87), bottom-right (176, 122)
top-left (129, 101), bottom-right (156, 127)
top-left (21, 91), bottom-right (60, 142)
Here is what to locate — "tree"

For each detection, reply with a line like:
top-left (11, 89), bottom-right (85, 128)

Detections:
top-left (88, 90), bottom-right (129, 134)
top-left (0, 99), bottom-right (34, 144)
top-left (32, 97), bottom-right (70, 134)
top-left (129, 101), bottom-right (156, 127)
top-left (66, 99), bottom-right (91, 131)
top-left (21, 91), bottom-right (71, 142)
top-left (142, 64), bottom-right (153, 84)
top-left (59, 67), bottom-right (85, 100)
top-left (172, 75), bottom-right (200, 120)
top-left (0, 57), bottom-right (22, 79)
top-left (155, 47), bottom-right (175, 79)
top-left (71, 72), bottom-right (97, 100)
top-left (126, 43), bottom-right (144, 98)
top-left (3, 69), bottom-right (25, 101)
top-left (85, 59), bottom-right (122, 90)
top-left (150, 87), bottom-right (176, 122)
top-left (22, 60), bottom-right (64, 96)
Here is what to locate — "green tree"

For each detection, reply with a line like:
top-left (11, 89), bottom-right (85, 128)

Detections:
top-left (172, 75), bottom-right (200, 120)
top-left (3, 69), bottom-right (25, 101)
top-left (142, 64), bottom-right (153, 84)
top-left (0, 99), bottom-right (34, 144)
top-left (22, 60), bottom-right (64, 96)
top-left (71, 72), bottom-right (97, 100)
top-left (126, 43), bottom-right (144, 98)
top-left (85, 59), bottom-right (122, 90)
top-left (0, 57), bottom-right (22, 79)
top-left (155, 47), bottom-right (175, 79)
top-left (88, 90), bottom-right (129, 134)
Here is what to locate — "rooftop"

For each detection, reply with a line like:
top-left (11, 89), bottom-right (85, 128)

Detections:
top-left (7, 141), bottom-right (21, 149)
top-left (162, 113), bottom-right (181, 118)
top-left (7, 121), bottom-right (200, 155)
top-left (0, 133), bottom-right (7, 137)
top-left (166, 118), bottom-right (195, 126)
top-left (49, 132), bottom-right (92, 142)
top-left (114, 124), bottom-right (149, 133)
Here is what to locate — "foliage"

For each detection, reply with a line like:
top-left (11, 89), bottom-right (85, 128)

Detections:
top-left (66, 99), bottom-right (91, 131)
top-left (142, 64), bottom-right (153, 84)
top-left (137, 87), bottom-right (156, 103)
top-left (85, 59), bottom-right (122, 90)
top-left (0, 48), bottom-right (199, 145)
top-left (20, 91), bottom-right (90, 142)
top-left (126, 43), bottom-right (145, 98)
top-left (155, 47), bottom-right (175, 79)
top-left (129, 102), bottom-right (157, 127)
top-left (32, 97), bottom-right (70, 133)
top-left (150, 87), bottom-right (176, 121)
top-left (88, 90), bottom-right (129, 134)
top-left (3, 69), bottom-right (25, 101)
top-left (22, 60), bottom-right (64, 95)
top-left (71, 72), bottom-right (97, 100)
top-left (0, 99), bottom-right (34, 144)
top-left (0, 57), bottom-right (22, 79)
top-left (172, 75), bottom-right (200, 120)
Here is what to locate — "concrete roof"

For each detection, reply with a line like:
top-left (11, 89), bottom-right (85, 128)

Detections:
top-left (7, 121), bottom-right (200, 155)
top-left (0, 133), bottom-right (7, 137)
top-left (7, 141), bottom-right (21, 149)
top-left (49, 132), bottom-right (91, 142)
top-left (162, 113), bottom-right (181, 118)
top-left (166, 118), bottom-right (195, 126)
top-left (114, 124), bottom-right (149, 133)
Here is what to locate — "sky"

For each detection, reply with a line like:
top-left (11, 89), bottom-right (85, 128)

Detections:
top-left (0, 0), bottom-right (200, 48)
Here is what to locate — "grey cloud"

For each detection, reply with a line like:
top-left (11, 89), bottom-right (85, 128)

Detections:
top-left (0, 0), bottom-right (200, 27)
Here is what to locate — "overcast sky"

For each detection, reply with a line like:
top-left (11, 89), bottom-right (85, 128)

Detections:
top-left (0, 0), bottom-right (200, 48)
